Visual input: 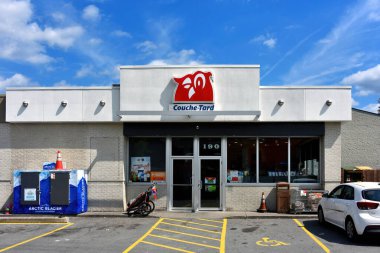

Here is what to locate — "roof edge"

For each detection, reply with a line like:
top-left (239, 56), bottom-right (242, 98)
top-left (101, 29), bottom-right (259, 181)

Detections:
top-left (120, 65), bottom-right (260, 69)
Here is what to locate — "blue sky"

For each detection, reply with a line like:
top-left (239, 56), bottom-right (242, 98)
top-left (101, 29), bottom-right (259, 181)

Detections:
top-left (0, 0), bottom-right (379, 113)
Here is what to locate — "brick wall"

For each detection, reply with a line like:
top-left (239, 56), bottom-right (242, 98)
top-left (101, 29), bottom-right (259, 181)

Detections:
top-left (0, 123), bottom-right (125, 211)
top-left (226, 186), bottom-right (276, 211)
top-left (341, 109), bottom-right (380, 169)
top-left (324, 122), bottom-right (342, 192)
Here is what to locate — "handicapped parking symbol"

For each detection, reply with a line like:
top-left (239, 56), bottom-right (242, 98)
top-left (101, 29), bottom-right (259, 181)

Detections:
top-left (256, 237), bottom-right (290, 247)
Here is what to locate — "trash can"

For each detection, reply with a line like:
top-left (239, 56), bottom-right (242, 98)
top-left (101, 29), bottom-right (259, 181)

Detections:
top-left (276, 182), bottom-right (290, 213)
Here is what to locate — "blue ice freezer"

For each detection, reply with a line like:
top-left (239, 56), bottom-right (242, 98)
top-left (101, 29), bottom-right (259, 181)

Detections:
top-left (13, 170), bottom-right (88, 214)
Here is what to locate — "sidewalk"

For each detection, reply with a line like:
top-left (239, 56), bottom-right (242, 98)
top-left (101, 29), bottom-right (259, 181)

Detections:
top-left (0, 210), bottom-right (316, 222)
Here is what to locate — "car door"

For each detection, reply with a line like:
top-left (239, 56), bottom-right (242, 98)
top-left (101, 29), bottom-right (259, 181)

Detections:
top-left (324, 185), bottom-right (344, 224)
top-left (334, 186), bottom-right (355, 228)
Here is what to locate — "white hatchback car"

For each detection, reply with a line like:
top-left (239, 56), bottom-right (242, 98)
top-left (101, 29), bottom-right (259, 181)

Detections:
top-left (318, 182), bottom-right (380, 241)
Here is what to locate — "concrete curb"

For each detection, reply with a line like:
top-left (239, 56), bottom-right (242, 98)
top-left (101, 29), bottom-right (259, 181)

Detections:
top-left (0, 215), bottom-right (69, 223)
top-left (76, 211), bottom-right (317, 219)
top-left (0, 211), bottom-right (317, 221)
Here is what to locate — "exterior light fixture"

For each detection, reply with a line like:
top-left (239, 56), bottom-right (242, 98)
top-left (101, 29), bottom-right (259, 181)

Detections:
top-left (326, 100), bottom-right (332, 106)
top-left (61, 100), bottom-right (68, 107)
top-left (22, 101), bottom-right (29, 107)
top-left (277, 99), bottom-right (284, 106)
top-left (99, 100), bottom-right (106, 106)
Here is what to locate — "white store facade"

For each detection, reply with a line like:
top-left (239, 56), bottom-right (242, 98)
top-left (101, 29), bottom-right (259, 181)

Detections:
top-left (2, 65), bottom-right (351, 212)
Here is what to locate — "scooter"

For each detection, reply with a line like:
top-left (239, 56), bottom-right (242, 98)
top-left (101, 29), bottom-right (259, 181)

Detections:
top-left (126, 183), bottom-right (157, 217)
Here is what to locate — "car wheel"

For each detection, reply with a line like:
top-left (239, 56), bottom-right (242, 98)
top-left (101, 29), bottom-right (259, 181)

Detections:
top-left (318, 207), bottom-right (325, 225)
top-left (345, 218), bottom-right (358, 241)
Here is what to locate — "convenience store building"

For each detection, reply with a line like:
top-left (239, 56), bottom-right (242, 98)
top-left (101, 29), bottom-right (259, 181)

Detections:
top-left (0, 65), bottom-right (351, 212)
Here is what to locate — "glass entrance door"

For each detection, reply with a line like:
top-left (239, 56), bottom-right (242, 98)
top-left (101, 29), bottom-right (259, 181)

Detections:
top-left (199, 159), bottom-right (221, 209)
top-left (172, 159), bottom-right (193, 208)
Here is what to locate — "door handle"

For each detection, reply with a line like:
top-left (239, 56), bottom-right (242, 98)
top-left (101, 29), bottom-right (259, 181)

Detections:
top-left (199, 180), bottom-right (203, 190)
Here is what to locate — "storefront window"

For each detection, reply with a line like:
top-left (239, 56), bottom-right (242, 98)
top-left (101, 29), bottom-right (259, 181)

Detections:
top-left (259, 138), bottom-right (288, 183)
top-left (227, 138), bottom-right (257, 183)
top-left (172, 138), bottom-right (193, 156)
top-left (129, 138), bottom-right (166, 183)
top-left (290, 138), bottom-right (320, 183)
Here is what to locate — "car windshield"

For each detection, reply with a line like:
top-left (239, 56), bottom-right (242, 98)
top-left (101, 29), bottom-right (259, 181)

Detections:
top-left (362, 189), bottom-right (380, 202)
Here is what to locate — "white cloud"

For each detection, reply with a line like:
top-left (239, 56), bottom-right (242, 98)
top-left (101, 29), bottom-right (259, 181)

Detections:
top-left (263, 38), bottom-right (276, 48)
top-left (341, 64), bottom-right (380, 95)
top-left (284, 0), bottom-right (380, 85)
top-left (136, 40), bottom-right (158, 54)
top-left (0, 73), bottom-right (36, 90)
top-left (89, 38), bottom-right (102, 46)
top-left (138, 18), bottom-right (204, 66)
top-left (261, 29), bottom-right (320, 80)
top-left (369, 12), bottom-right (380, 21)
top-left (251, 34), bottom-right (277, 48)
top-left (361, 103), bottom-right (379, 113)
top-left (354, 90), bottom-right (373, 96)
top-left (82, 5), bottom-right (100, 22)
top-left (51, 12), bottom-right (66, 22)
top-left (148, 49), bottom-right (203, 65)
top-left (76, 65), bottom-right (94, 78)
top-left (111, 30), bottom-right (132, 38)
top-left (0, 0), bottom-right (84, 64)
top-left (351, 97), bottom-right (359, 107)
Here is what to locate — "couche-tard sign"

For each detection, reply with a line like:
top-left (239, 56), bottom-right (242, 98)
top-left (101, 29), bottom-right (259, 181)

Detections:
top-left (170, 71), bottom-right (215, 111)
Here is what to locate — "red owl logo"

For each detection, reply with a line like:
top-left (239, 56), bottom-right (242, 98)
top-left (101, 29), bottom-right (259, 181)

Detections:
top-left (173, 71), bottom-right (214, 103)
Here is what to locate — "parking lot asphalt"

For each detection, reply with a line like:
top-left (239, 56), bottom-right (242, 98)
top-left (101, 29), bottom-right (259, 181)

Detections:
top-left (0, 216), bottom-right (379, 253)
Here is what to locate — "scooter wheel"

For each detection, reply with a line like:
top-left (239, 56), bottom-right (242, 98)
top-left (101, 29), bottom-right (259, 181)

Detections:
top-left (148, 200), bottom-right (155, 212)
top-left (140, 203), bottom-right (152, 217)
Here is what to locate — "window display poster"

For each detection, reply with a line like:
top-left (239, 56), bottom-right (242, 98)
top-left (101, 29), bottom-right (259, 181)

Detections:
top-left (130, 157), bottom-right (151, 182)
top-left (205, 177), bottom-right (216, 184)
top-left (151, 171), bottom-right (166, 182)
top-left (205, 185), bottom-right (216, 192)
top-left (24, 188), bottom-right (37, 201)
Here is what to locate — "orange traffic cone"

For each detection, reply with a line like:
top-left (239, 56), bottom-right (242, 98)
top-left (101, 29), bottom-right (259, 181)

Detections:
top-left (55, 151), bottom-right (63, 170)
top-left (257, 192), bottom-right (267, 213)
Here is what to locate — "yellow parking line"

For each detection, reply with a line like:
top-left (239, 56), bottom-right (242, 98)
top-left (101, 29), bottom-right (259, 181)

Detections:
top-left (141, 241), bottom-right (195, 253)
top-left (196, 218), bottom-right (224, 224)
top-left (149, 234), bottom-right (220, 249)
top-left (220, 219), bottom-right (227, 253)
top-left (293, 219), bottom-right (330, 253)
top-left (123, 218), bottom-right (163, 253)
top-left (0, 222), bottom-right (73, 253)
top-left (160, 221), bottom-right (222, 234)
top-left (0, 222), bottom-right (69, 225)
top-left (164, 218), bottom-right (223, 228)
top-left (155, 228), bottom-right (221, 241)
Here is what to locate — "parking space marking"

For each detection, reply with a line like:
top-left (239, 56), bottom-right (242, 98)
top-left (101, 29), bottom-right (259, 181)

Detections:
top-left (164, 218), bottom-right (223, 228)
top-left (140, 240), bottom-right (195, 253)
top-left (123, 217), bottom-right (228, 253)
top-left (123, 217), bottom-right (164, 253)
top-left (160, 221), bottom-right (222, 234)
top-left (0, 222), bottom-right (69, 225)
top-left (0, 222), bottom-right (73, 253)
top-left (196, 218), bottom-right (224, 224)
top-left (155, 227), bottom-right (221, 241)
top-left (256, 237), bottom-right (290, 247)
top-left (293, 219), bottom-right (330, 253)
top-left (220, 218), bottom-right (227, 253)
top-left (149, 234), bottom-right (220, 249)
